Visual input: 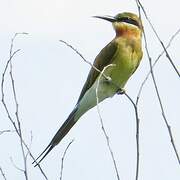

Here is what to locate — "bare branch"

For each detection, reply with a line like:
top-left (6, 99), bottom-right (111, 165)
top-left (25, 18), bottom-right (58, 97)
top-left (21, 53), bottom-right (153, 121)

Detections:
top-left (136, 0), bottom-right (180, 77)
top-left (1, 33), bottom-right (48, 180)
top-left (0, 166), bottom-right (7, 180)
top-left (59, 140), bottom-right (74, 180)
top-left (25, 131), bottom-right (33, 160)
top-left (135, 1), bottom-right (180, 165)
top-left (132, 28), bottom-right (180, 179)
top-left (9, 32), bottom-right (29, 180)
top-left (1, 49), bottom-right (21, 105)
top-left (136, 28), bottom-right (180, 105)
top-left (0, 129), bottom-right (14, 135)
top-left (10, 157), bottom-right (24, 172)
top-left (123, 93), bottom-right (140, 180)
top-left (59, 40), bottom-right (109, 80)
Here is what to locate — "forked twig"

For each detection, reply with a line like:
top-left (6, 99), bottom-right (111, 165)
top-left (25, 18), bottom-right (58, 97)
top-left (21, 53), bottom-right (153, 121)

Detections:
top-left (136, 27), bottom-right (180, 105)
top-left (1, 33), bottom-right (48, 180)
top-left (135, 0), bottom-right (180, 166)
top-left (9, 33), bottom-right (28, 180)
top-left (136, 0), bottom-right (180, 77)
top-left (134, 27), bottom-right (180, 180)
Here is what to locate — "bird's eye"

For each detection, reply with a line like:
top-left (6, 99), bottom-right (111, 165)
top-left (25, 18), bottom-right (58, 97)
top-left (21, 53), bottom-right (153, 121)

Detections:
top-left (117, 17), bottom-right (140, 28)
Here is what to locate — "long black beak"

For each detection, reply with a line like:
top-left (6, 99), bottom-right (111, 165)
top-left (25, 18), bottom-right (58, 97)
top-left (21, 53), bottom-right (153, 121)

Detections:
top-left (93, 15), bottom-right (116, 22)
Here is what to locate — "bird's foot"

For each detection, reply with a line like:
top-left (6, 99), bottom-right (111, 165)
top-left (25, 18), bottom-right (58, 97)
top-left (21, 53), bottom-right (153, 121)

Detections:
top-left (116, 88), bottom-right (125, 95)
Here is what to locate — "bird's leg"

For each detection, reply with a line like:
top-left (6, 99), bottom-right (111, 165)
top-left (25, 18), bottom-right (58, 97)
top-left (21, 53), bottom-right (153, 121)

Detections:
top-left (116, 88), bottom-right (126, 95)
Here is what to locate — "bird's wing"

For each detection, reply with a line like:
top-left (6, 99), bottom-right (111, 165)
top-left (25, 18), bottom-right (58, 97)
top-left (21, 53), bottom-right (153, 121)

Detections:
top-left (77, 40), bottom-right (118, 103)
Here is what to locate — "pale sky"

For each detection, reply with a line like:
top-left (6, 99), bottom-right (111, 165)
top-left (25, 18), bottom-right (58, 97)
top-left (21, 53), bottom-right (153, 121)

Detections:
top-left (0, 0), bottom-right (180, 180)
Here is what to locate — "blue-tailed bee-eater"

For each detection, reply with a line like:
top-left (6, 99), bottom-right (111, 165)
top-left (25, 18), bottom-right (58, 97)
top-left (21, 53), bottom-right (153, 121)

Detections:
top-left (33, 12), bottom-right (143, 166)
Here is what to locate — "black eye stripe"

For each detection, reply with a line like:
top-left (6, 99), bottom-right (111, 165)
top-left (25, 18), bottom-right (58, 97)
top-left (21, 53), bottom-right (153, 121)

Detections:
top-left (117, 17), bottom-right (140, 28)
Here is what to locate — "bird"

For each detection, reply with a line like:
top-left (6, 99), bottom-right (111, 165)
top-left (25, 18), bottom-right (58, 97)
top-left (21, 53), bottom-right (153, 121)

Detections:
top-left (33, 12), bottom-right (143, 166)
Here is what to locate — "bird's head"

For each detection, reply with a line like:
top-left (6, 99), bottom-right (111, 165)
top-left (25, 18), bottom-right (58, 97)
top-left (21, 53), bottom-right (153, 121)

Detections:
top-left (94, 12), bottom-right (143, 38)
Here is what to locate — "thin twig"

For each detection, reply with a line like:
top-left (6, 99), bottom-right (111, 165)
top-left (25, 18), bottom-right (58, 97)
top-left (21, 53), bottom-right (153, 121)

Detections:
top-left (60, 140), bottom-right (74, 180)
top-left (59, 40), bottom-right (109, 80)
top-left (136, 27), bottom-right (180, 105)
top-left (95, 64), bottom-right (121, 180)
top-left (0, 130), bottom-right (14, 135)
top-left (136, 0), bottom-right (180, 165)
top-left (123, 92), bottom-right (140, 180)
top-left (25, 131), bottom-right (33, 161)
top-left (9, 32), bottom-right (28, 180)
top-left (136, 0), bottom-right (180, 77)
top-left (133, 27), bottom-right (180, 180)
top-left (0, 166), bottom-right (7, 180)
top-left (1, 33), bottom-right (48, 180)
top-left (10, 157), bottom-right (24, 172)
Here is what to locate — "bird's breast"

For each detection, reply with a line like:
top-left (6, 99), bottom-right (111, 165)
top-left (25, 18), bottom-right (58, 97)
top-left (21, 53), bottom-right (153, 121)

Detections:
top-left (105, 39), bottom-right (142, 88)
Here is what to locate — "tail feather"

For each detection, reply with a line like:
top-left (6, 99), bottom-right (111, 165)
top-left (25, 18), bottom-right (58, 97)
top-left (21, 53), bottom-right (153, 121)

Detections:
top-left (33, 144), bottom-right (54, 167)
top-left (33, 106), bottom-right (78, 166)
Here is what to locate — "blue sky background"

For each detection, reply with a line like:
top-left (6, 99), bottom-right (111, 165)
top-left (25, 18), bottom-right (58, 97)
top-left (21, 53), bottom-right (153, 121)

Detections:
top-left (0, 0), bottom-right (180, 180)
